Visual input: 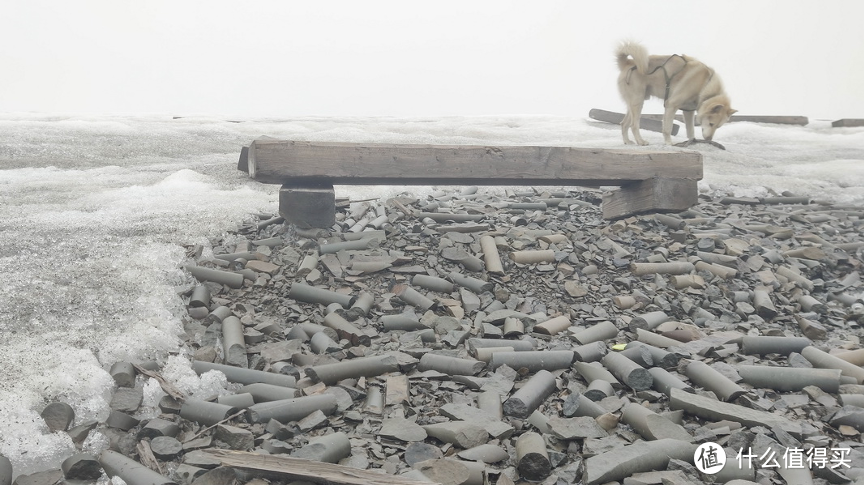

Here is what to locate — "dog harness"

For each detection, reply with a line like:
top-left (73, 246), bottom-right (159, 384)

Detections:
top-left (627, 54), bottom-right (688, 108)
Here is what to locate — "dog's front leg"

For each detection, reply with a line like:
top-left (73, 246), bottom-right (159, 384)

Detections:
top-left (662, 106), bottom-right (677, 144)
top-left (682, 110), bottom-right (696, 140)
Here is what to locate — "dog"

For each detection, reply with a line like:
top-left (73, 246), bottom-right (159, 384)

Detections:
top-left (615, 41), bottom-right (736, 145)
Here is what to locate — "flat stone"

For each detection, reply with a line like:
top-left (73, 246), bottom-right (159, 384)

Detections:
top-left (214, 424), bottom-right (254, 450)
top-left (830, 406), bottom-right (864, 432)
top-left (669, 388), bottom-right (801, 437)
top-left (11, 469), bottom-right (63, 485)
top-left (246, 260), bottom-right (280, 275)
top-left (298, 410), bottom-right (329, 431)
top-left (460, 289), bottom-right (481, 313)
top-left (184, 450), bottom-right (222, 469)
top-left (404, 442), bottom-right (444, 466)
top-left (67, 419), bottom-right (98, 444)
top-left (379, 418), bottom-right (427, 442)
top-left (414, 459), bottom-right (470, 485)
top-left (110, 388), bottom-right (143, 413)
top-left (439, 403), bottom-right (514, 439)
top-left (548, 416), bottom-right (609, 440)
top-left (565, 281), bottom-right (589, 298)
top-left (583, 439), bottom-right (697, 485)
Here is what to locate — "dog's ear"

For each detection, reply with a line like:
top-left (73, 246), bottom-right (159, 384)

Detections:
top-left (710, 104), bottom-right (724, 114)
top-left (728, 109), bottom-right (738, 116)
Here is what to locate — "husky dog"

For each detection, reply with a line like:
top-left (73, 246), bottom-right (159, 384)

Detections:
top-left (616, 41), bottom-right (736, 145)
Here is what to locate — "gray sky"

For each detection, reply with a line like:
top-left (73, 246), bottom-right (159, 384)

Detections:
top-left (2, 1), bottom-right (863, 119)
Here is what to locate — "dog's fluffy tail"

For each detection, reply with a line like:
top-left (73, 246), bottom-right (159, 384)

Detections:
top-left (616, 41), bottom-right (649, 74)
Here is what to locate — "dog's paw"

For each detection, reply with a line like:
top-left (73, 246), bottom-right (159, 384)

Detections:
top-left (637, 140), bottom-right (649, 146)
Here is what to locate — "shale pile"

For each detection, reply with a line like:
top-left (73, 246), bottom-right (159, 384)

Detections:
top-left (10, 187), bottom-right (864, 485)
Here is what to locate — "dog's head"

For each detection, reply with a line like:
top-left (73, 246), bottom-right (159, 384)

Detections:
top-left (696, 97), bottom-right (736, 141)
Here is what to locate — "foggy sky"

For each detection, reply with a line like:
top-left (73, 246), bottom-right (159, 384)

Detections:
top-left (2, 1), bottom-right (863, 120)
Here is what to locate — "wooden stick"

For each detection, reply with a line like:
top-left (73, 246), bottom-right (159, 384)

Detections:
top-left (136, 440), bottom-right (164, 475)
top-left (203, 450), bottom-right (428, 485)
top-left (184, 409), bottom-right (246, 442)
top-left (132, 364), bottom-right (186, 402)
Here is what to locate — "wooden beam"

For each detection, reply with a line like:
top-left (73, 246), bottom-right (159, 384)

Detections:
top-left (602, 178), bottom-right (698, 219)
top-left (202, 450), bottom-right (428, 485)
top-left (640, 113), bottom-right (809, 126)
top-left (244, 140), bottom-right (702, 186)
top-left (589, 108), bottom-right (679, 135)
top-left (832, 119), bottom-right (864, 128)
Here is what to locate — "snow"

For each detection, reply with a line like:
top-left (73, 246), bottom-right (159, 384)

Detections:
top-left (0, 112), bottom-right (862, 473)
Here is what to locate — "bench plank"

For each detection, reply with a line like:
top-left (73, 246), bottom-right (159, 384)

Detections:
top-left (244, 140), bottom-right (702, 186)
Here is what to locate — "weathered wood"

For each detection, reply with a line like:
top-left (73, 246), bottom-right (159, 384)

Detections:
top-left (589, 108), bottom-right (679, 135)
top-left (602, 178), bottom-right (697, 219)
top-left (244, 139), bottom-right (702, 186)
top-left (832, 119), bottom-right (864, 128)
top-left (203, 449), bottom-right (427, 484)
top-left (641, 113), bottom-right (809, 125)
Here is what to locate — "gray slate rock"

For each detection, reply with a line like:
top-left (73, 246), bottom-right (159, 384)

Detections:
top-left (379, 418), bottom-right (428, 442)
top-left (41, 402), bottom-right (75, 432)
top-left (404, 442), bottom-right (444, 467)
top-left (110, 388), bottom-right (143, 414)
top-left (549, 416), bottom-right (609, 440)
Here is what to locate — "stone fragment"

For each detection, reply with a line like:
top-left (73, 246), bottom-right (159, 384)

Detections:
top-left (548, 416), bottom-right (609, 440)
top-left (404, 442), bottom-right (444, 466)
top-left (110, 388), bottom-right (143, 414)
top-left (379, 418), bottom-right (427, 442)
top-left (61, 453), bottom-right (101, 480)
top-left (190, 467), bottom-right (237, 485)
top-left (214, 424), bottom-right (253, 450)
top-left (414, 459), bottom-right (470, 485)
top-left (41, 402), bottom-right (75, 432)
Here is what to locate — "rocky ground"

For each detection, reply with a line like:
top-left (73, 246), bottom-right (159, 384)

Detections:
top-left (8, 185), bottom-right (864, 485)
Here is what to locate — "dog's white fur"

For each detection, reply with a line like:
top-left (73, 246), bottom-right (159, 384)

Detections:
top-left (616, 41), bottom-right (736, 145)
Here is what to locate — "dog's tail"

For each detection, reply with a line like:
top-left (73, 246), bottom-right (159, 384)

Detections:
top-left (615, 41), bottom-right (649, 74)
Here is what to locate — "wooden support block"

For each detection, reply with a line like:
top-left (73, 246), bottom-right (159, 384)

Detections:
top-left (602, 178), bottom-right (697, 220)
top-left (589, 109), bottom-right (679, 136)
top-left (832, 119), bottom-right (864, 128)
top-left (237, 146), bottom-right (249, 172)
top-left (244, 140), bottom-right (701, 186)
top-left (279, 183), bottom-right (336, 229)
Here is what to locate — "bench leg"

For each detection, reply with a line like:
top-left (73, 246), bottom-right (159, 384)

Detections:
top-left (279, 183), bottom-right (336, 228)
top-left (602, 178), bottom-right (698, 220)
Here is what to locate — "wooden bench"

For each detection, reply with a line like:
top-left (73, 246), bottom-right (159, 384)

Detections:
top-left (237, 139), bottom-right (703, 227)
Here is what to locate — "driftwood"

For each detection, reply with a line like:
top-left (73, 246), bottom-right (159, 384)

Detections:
top-left (203, 450), bottom-right (428, 485)
top-left (832, 119), bottom-right (864, 128)
top-left (641, 113), bottom-right (809, 126)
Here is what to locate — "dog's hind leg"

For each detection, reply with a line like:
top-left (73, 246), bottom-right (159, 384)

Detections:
top-left (662, 106), bottom-right (678, 144)
top-left (682, 110), bottom-right (696, 140)
top-left (630, 101), bottom-right (649, 146)
top-left (621, 111), bottom-right (634, 145)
